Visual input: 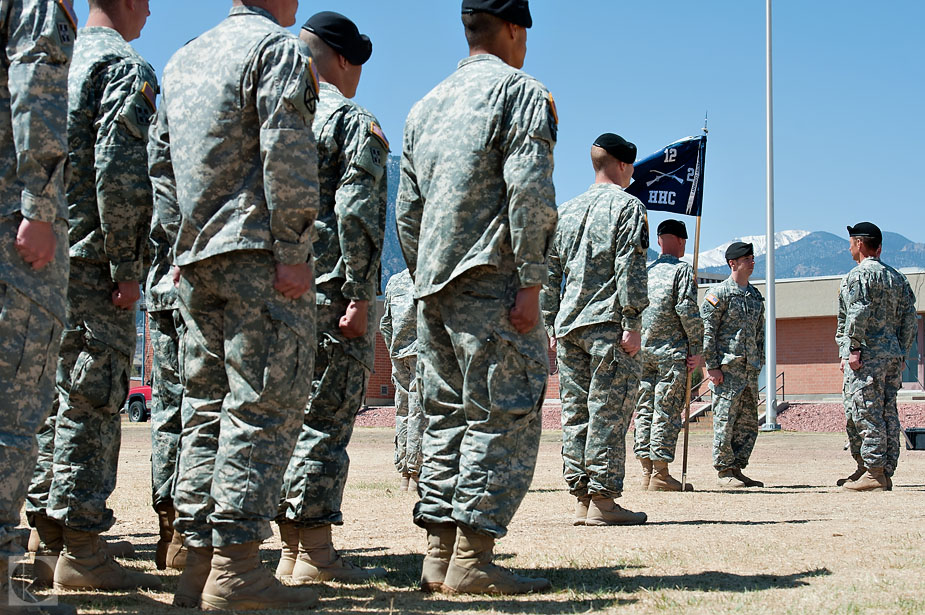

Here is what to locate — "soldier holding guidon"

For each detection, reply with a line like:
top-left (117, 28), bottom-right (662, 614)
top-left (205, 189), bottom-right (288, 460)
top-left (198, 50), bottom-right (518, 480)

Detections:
top-left (633, 219), bottom-right (703, 492)
top-left (542, 133), bottom-right (649, 526)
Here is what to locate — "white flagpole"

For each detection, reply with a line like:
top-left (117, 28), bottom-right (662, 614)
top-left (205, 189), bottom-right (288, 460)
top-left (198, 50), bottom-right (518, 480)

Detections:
top-left (763, 0), bottom-right (780, 430)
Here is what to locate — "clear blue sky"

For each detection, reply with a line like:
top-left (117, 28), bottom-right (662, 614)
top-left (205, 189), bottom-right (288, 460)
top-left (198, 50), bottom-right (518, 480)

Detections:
top-left (78, 1), bottom-right (924, 252)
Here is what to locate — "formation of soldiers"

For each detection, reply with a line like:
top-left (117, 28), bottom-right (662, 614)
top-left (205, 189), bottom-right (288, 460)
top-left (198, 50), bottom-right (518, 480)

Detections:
top-left (0, 0), bottom-right (918, 613)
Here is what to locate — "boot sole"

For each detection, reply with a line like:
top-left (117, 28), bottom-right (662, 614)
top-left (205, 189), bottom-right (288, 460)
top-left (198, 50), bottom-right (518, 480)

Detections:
top-left (584, 519), bottom-right (647, 526)
top-left (201, 595), bottom-right (317, 611)
top-left (443, 581), bottom-right (551, 595)
top-left (420, 581), bottom-right (449, 593)
top-left (293, 571), bottom-right (381, 584)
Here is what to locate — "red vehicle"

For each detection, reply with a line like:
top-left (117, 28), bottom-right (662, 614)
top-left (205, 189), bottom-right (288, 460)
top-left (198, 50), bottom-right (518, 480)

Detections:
top-left (126, 384), bottom-right (151, 422)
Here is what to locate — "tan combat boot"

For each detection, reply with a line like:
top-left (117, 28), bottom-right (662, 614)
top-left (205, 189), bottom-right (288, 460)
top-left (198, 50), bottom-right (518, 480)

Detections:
top-left (291, 524), bottom-right (385, 584)
top-left (717, 468), bottom-right (747, 488)
top-left (649, 461), bottom-right (693, 492)
top-left (29, 514), bottom-right (63, 587)
top-left (154, 501), bottom-right (175, 570)
top-left (836, 455), bottom-right (866, 487)
top-left (573, 494), bottom-right (591, 526)
top-left (843, 466), bottom-right (888, 492)
top-left (53, 527), bottom-right (161, 591)
top-left (638, 457), bottom-right (653, 490)
top-left (27, 528), bottom-right (40, 553)
top-left (443, 527), bottom-right (549, 595)
top-left (420, 523), bottom-right (456, 593)
top-left (173, 545), bottom-right (212, 608)
top-left (732, 468), bottom-right (764, 487)
top-left (408, 473), bottom-right (419, 493)
top-left (199, 541), bottom-right (318, 611)
top-left (585, 495), bottom-right (647, 526)
top-left (400, 474), bottom-right (410, 491)
top-left (275, 521), bottom-right (300, 579)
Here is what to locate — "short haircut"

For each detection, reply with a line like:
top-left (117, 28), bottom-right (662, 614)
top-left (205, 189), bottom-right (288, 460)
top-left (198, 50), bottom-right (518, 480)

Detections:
top-left (590, 146), bottom-right (611, 172)
top-left (462, 12), bottom-right (505, 49)
top-left (858, 236), bottom-right (881, 251)
top-left (301, 31), bottom-right (336, 69)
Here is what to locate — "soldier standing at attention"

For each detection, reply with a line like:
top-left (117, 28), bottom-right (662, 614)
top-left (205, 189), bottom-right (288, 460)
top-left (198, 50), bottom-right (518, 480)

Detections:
top-left (31, 0), bottom-right (161, 592)
top-left (701, 241), bottom-right (766, 489)
top-left (275, 10), bottom-right (387, 584)
top-left (397, 0), bottom-right (557, 595)
top-left (836, 223), bottom-right (914, 491)
top-left (380, 268), bottom-right (425, 492)
top-left (146, 167), bottom-right (185, 571)
top-left (634, 219), bottom-right (703, 492)
top-left (542, 133), bottom-right (649, 526)
top-left (0, 1), bottom-right (75, 612)
top-left (150, 0), bottom-right (320, 609)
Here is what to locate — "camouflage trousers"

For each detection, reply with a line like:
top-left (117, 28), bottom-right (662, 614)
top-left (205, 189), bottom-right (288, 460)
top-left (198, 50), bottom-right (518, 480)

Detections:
top-left (393, 355), bottom-right (424, 476)
top-left (0, 283), bottom-right (62, 558)
top-left (149, 308), bottom-right (184, 508)
top-left (46, 261), bottom-right (134, 533)
top-left (711, 362), bottom-right (760, 471)
top-left (842, 358), bottom-right (902, 473)
top-left (558, 324), bottom-right (639, 499)
top-left (413, 270), bottom-right (547, 538)
top-left (278, 300), bottom-right (371, 528)
top-left (634, 357), bottom-right (687, 463)
top-left (174, 251), bottom-right (314, 548)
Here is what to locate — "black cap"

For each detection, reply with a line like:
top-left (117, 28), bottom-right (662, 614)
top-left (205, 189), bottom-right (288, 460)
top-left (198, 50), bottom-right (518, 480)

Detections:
top-left (725, 242), bottom-right (754, 262)
top-left (847, 222), bottom-right (882, 244)
top-left (302, 11), bottom-right (372, 66)
top-left (461, 0), bottom-right (532, 28)
top-left (592, 133), bottom-right (636, 165)
top-left (657, 219), bottom-right (688, 239)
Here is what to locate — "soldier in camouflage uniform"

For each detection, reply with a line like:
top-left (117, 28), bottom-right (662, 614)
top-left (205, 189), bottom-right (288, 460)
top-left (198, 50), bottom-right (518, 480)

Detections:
top-left (836, 223), bottom-right (916, 491)
top-left (397, 0), bottom-right (556, 594)
top-left (151, 2), bottom-right (320, 609)
top-left (701, 241), bottom-right (766, 489)
top-left (146, 170), bottom-right (185, 571)
top-left (28, 0), bottom-right (162, 592)
top-left (541, 133), bottom-right (648, 526)
top-left (634, 219), bottom-right (703, 492)
top-left (0, 1), bottom-right (75, 613)
top-left (380, 268), bottom-right (424, 490)
top-left (275, 11), bottom-right (387, 585)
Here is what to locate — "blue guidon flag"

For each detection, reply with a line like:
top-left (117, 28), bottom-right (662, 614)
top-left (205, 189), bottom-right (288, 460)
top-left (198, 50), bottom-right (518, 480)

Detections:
top-left (626, 135), bottom-right (706, 217)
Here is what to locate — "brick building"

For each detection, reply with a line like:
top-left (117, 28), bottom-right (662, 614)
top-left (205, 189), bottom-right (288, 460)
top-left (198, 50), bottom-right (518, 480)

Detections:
top-left (133, 269), bottom-right (925, 402)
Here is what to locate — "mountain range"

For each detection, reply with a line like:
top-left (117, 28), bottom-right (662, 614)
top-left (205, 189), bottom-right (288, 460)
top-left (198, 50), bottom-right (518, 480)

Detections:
top-left (381, 156), bottom-right (925, 287)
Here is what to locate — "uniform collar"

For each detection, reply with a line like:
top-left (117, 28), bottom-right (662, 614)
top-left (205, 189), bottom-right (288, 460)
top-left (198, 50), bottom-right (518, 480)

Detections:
top-left (79, 26), bottom-right (124, 39)
top-left (587, 182), bottom-right (626, 192)
top-left (656, 253), bottom-right (680, 264)
top-left (458, 53), bottom-right (507, 69)
top-left (228, 4), bottom-right (278, 24)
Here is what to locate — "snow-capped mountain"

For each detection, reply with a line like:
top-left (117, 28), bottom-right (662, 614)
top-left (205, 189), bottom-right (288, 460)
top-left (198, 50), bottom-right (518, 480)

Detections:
top-left (685, 230), bottom-right (811, 268)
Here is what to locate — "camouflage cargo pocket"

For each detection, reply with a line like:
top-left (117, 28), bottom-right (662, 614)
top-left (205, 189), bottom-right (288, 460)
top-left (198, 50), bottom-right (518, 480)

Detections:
top-left (261, 302), bottom-right (313, 408)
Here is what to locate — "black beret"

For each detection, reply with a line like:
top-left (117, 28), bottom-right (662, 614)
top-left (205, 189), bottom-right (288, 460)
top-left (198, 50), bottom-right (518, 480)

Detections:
top-left (303, 11), bottom-right (372, 66)
top-left (847, 222), bottom-right (882, 243)
top-left (657, 219), bottom-right (688, 239)
top-left (593, 133), bottom-right (636, 165)
top-left (725, 241), bottom-right (754, 261)
top-left (461, 0), bottom-right (532, 28)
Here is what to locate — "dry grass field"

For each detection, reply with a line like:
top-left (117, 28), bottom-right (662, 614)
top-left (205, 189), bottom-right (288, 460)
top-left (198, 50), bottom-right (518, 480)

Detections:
top-left (20, 422), bottom-right (925, 614)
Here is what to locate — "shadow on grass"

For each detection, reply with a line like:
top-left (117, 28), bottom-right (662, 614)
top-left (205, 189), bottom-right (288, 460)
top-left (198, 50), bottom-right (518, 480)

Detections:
top-left (648, 518), bottom-right (830, 527)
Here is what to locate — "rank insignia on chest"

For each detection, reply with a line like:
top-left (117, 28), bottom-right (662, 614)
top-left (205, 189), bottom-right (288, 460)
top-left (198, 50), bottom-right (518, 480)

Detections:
top-left (140, 81), bottom-right (157, 112)
top-left (57, 0), bottom-right (77, 31)
top-left (370, 122), bottom-right (389, 150)
top-left (705, 293), bottom-right (719, 306)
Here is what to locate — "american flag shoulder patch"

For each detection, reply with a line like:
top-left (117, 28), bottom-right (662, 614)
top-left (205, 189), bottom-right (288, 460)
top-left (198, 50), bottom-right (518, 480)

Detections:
top-left (140, 81), bottom-right (157, 111)
top-left (705, 293), bottom-right (719, 306)
top-left (370, 122), bottom-right (389, 149)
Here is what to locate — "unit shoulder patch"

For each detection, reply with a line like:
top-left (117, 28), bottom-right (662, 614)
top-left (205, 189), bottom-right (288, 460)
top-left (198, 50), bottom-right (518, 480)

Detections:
top-left (57, 0), bottom-right (77, 31)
